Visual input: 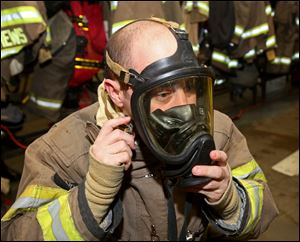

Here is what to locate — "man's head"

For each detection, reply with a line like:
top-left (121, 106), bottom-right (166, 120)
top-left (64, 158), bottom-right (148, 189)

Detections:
top-left (103, 19), bottom-right (178, 116)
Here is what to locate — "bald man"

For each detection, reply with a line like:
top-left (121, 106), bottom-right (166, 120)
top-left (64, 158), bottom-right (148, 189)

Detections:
top-left (1, 19), bottom-right (278, 241)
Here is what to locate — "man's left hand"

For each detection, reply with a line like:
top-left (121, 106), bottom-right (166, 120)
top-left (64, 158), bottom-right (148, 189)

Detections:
top-left (186, 150), bottom-right (231, 203)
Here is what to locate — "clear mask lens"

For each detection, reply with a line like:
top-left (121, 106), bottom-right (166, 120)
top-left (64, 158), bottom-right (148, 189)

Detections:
top-left (138, 76), bottom-right (213, 156)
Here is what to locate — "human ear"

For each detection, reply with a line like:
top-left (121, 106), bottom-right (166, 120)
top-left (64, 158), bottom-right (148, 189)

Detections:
top-left (103, 79), bottom-right (124, 108)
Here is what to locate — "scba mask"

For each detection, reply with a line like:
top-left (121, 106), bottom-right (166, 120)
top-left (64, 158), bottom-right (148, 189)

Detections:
top-left (105, 18), bottom-right (216, 187)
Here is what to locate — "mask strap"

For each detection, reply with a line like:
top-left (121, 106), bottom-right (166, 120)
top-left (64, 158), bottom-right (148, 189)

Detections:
top-left (105, 51), bottom-right (131, 84)
top-left (105, 17), bottom-right (180, 84)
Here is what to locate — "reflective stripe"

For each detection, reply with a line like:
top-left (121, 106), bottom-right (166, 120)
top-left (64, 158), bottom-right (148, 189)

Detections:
top-left (179, 23), bottom-right (186, 31)
top-left (228, 59), bottom-right (239, 68)
top-left (244, 49), bottom-right (256, 59)
top-left (212, 51), bottom-right (239, 68)
top-left (30, 94), bottom-right (62, 110)
top-left (75, 57), bottom-right (101, 63)
top-left (234, 25), bottom-right (244, 37)
top-left (265, 5), bottom-right (272, 15)
top-left (232, 159), bottom-right (266, 234)
top-left (232, 159), bottom-right (267, 182)
top-left (292, 52), bottom-right (299, 60)
top-left (184, 1), bottom-right (194, 11)
top-left (215, 78), bottom-right (226, 85)
top-left (238, 179), bottom-right (264, 234)
top-left (49, 200), bottom-right (70, 240)
top-left (1, 45), bottom-right (25, 59)
top-left (196, 1), bottom-right (209, 16)
top-left (212, 51), bottom-right (227, 63)
top-left (271, 57), bottom-right (291, 65)
top-left (45, 26), bottom-right (51, 45)
top-left (111, 1), bottom-right (118, 11)
top-left (1, 6), bottom-right (46, 28)
top-left (242, 23), bottom-right (269, 39)
top-left (37, 194), bottom-right (84, 241)
top-left (296, 17), bottom-right (299, 27)
top-left (74, 65), bottom-right (100, 70)
top-left (112, 19), bottom-right (135, 34)
top-left (271, 11), bottom-right (275, 17)
top-left (11, 197), bottom-right (50, 209)
top-left (192, 43), bottom-right (199, 53)
top-left (266, 35), bottom-right (276, 48)
top-left (74, 57), bottom-right (102, 70)
top-left (1, 185), bottom-right (68, 221)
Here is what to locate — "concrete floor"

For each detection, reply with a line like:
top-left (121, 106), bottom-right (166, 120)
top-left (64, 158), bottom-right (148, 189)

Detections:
top-left (1, 77), bottom-right (299, 241)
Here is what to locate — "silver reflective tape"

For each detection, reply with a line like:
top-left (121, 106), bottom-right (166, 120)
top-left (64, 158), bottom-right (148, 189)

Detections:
top-left (48, 200), bottom-right (70, 241)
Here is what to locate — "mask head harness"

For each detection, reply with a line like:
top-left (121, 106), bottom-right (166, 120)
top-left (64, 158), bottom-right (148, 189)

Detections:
top-left (105, 17), bottom-right (216, 187)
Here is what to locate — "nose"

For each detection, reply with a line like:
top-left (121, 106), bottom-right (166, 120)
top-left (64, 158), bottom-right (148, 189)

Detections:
top-left (174, 87), bottom-right (189, 106)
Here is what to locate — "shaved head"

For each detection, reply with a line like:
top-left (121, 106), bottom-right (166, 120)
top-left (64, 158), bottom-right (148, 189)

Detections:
top-left (106, 20), bottom-right (177, 73)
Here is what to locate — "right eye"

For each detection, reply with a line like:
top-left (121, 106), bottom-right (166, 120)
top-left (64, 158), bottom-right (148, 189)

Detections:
top-left (152, 89), bottom-right (173, 102)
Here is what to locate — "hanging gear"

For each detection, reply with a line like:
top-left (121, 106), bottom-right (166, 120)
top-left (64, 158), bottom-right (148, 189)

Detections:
top-left (65, 1), bottom-right (106, 88)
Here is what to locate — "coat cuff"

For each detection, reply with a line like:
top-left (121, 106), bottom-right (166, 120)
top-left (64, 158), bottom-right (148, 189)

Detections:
top-left (77, 182), bottom-right (123, 240)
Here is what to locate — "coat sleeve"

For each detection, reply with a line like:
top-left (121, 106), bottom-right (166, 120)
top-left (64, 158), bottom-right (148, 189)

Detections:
top-left (1, 118), bottom-right (122, 241)
top-left (204, 111), bottom-right (279, 240)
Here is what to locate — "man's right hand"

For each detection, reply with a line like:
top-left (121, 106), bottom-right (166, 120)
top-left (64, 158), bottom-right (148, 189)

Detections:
top-left (91, 116), bottom-right (135, 170)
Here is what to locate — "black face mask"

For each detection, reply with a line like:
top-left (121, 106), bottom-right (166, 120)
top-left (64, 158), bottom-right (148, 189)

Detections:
top-left (149, 104), bottom-right (208, 154)
top-left (149, 104), bottom-right (215, 187)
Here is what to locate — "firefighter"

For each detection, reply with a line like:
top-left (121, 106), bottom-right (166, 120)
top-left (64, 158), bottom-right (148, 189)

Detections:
top-left (1, 18), bottom-right (278, 241)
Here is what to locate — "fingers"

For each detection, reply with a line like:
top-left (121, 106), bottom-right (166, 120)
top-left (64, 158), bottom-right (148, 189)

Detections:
top-left (191, 150), bottom-right (229, 180)
top-left (96, 116), bottom-right (135, 150)
top-left (92, 116), bottom-right (135, 169)
top-left (210, 150), bottom-right (227, 166)
top-left (192, 165), bottom-right (227, 180)
top-left (100, 116), bottom-right (131, 136)
top-left (105, 128), bottom-right (135, 150)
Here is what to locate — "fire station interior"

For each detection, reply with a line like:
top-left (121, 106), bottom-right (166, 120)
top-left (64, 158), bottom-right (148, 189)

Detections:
top-left (1, 1), bottom-right (299, 241)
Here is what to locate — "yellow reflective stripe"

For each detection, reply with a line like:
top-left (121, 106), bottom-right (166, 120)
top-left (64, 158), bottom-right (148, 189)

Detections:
top-left (212, 51), bottom-right (227, 64)
top-left (196, 1), bottom-right (209, 16)
top-left (238, 179), bottom-right (264, 234)
top-left (242, 23), bottom-right (269, 39)
top-left (179, 23), bottom-right (186, 31)
top-left (244, 49), bottom-right (256, 59)
top-left (20, 185), bottom-right (68, 200)
top-left (232, 160), bottom-right (266, 234)
top-left (45, 26), bottom-right (51, 45)
top-left (1, 6), bottom-right (46, 28)
top-left (37, 203), bottom-right (57, 241)
top-left (266, 35), bottom-right (276, 48)
top-left (112, 19), bottom-right (135, 34)
top-left (30, 93), bottom-right (63, 110)
top-left (37, 194), bottom-right (84, 241)
top-left (192, 43), bottom-right (199, 53)
top-left (1, 185), bottom-right (68, 221)
top-left (265, 5), bottom-right (272, 15)
top-left (74, 65), bottom-right (100, 70)
top-left (59, 194), bottom-right (84, 240)
top-left (232, 159), bottom-right (267, 182)
top-left (111, 1), bottom-right (118, 11)
top-left (1, 45), bottom-right (25, 59)
top-left (271, 57), bottom-right (291, 65)
top-left (234, 25), bottom-right (244, 37)
top-left (292, 52), bottom-right (299, 60)
top-left (212, 51), bottom-right (239, 68)
top-left (2, 207), bottom-right (35, 222)
top-left (75, 57), bottom-right (101, 63)
top-left (184, 1), bottom-right (194, 11)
